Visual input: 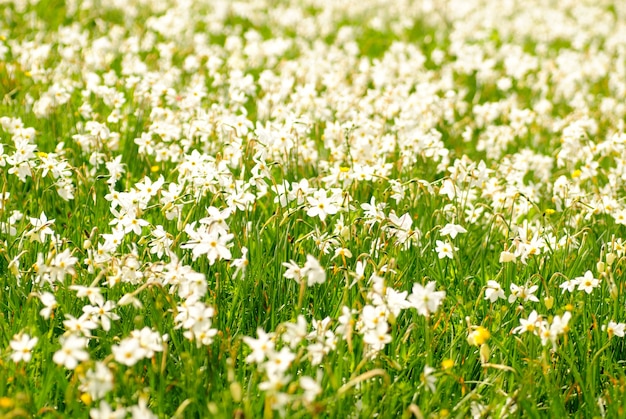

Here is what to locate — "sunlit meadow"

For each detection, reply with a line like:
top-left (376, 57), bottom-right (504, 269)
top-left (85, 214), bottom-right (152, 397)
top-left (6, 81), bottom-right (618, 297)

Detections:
top-left (1, 0), bottom-right (626, 417)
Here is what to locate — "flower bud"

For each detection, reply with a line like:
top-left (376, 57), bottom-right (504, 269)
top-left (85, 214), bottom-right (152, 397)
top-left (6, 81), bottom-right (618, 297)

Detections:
top-left (479, 343), bottom-right (490, 364)
top-left (607, 252), bottom-right (616, 266)
top-left (544, 296), bottom-right (554, 310)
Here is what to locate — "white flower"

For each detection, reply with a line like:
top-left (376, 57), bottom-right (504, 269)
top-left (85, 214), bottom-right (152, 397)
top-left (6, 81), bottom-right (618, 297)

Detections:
top-left (439, 179), bottom-right (456, 200)
top-left (360, 305), bottom-right (389, 335)
top-left (53, 334), bottom-right (89, 369)
top-left (550, 312), bottom-right (571, 336)
top-left (381, 287), bottom-right (411, 317)
top-left (283, 315), bottom-right (308, 348)
top-left (129, 397), bottom-right (157, 419)
top-left (363, 320), bottom-right (391, 352)
top-left (604, 321), bottom-right (626, 338)
top-left (265, 347), bottom-right (296, 377)
top-left (282, 260), bottom-right (303, 283)
top-left (199, 206), bottom-right (232, 234)
top-left (112, 337), bottom-right (143, 367)
top-left (258, 372), bottom-right (291, 408)
top-left (131, 327), bottom-right (165, 358)
top-left (435, 240), bottom-right (457, 259)
top-left (38, 292), bottom-right (57, 320)
top-left (80, 362), bottom-right (114, 400)
top-left (149, 225), bottom-right (173, 258)
top-left (300, 376), bottom-right (322, 403)
top-left (361, 196), bottom-right (386, 229)
top-left (70, 285), bottom-right (104, 306)
top-left (576, 270), bottom-right (600, 294)
top-left (484, 280), bottom-right (505, 302)
top-left (332, 247), bottom-right (353, 260)
top-left (48, 249), bottom-right (78, 283)
top-left (90, 401), bottom-right (126, 419)
top-left (243, 328), bottom-right (275, 364)
top-left (9, 333), bottom-right (38, 363)
top-left (63, 314), bottom-right (98, 337)
top-left (440, 223), bottom-right (467, 239)
top-left (559, 278), bottom-right (578, 293)
top-left (422, 365), bottom-right (437, 392)
top-left (306, 189), bottom-right (339, 221)
top-left (512, 310), bottom-right (541, 335)
top-left (508, 283), bottom-right (539, 303)
top-left (26, 211), bottom-right (55, 243)
top-left (181, 223), bottom-right (233, 263)
top-left (83, 300), bottom-right (120, 332)
top-left (302, 254), bottom-right (326, 286)
top-left (408, 281), bottom-right (446, 317)
top-left (544, 312), bottom-right (571, 348)
top-left (231, 246), bottom-right (249, 279)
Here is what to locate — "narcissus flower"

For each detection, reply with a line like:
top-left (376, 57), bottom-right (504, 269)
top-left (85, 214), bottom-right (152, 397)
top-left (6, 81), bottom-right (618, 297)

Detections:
top-left (422, 365), bottom-right (437, 392)
top-left (467, 326), bottom-right (491, 346)
top-left (440, 223), bottom-right (467, 239)
top-left (576, 270), bottom-right (600, 294)
top-left (408, 281), bottom-right (446, 317)
top-left (513, 310), bottom-right (541, 335)
top-left (306, 189), bottom-right (339, 221)
top-left (435, 240), bottom-right (457, 259)
top-left (302, 254), bottom-right (326, 286)
top-left (485, 280), bottom-right (506, 302)
top-left (9, 333), bottom-right (38, 363)
top-left (53, 334), bottom-right (89, 369)
top-left (604, 321), bottom-right (626, 338)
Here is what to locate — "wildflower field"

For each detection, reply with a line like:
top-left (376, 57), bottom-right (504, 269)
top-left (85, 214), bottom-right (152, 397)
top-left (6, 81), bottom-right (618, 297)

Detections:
top-left (2, 0), bottom-right (626, 417)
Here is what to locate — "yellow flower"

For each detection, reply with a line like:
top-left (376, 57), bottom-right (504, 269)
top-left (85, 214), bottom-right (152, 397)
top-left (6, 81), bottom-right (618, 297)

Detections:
top-left (80, 393), bottom-right (92, 405)
top-left (467, 326), bottom-right (490, 346)
top-left (0, 397), bottom-right (14, 409)
top-left (441, 359), bottom-right (454, 370)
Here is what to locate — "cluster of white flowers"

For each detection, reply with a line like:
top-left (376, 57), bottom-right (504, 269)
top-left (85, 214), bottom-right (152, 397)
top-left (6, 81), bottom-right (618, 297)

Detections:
top-left (112, 327), bottom-right (166, 367)
top-left (0, 117), bottom-right (75, 199)
top-left (512, 310), bottom-right (572, 349)
top-left (283, 254), bottom-right (326, 287)
top-left (243, 323), bottom-right (324, 412)
top-left (2, 0), bottom-right (626, 416)
top-left (356, 274), bottom-right (445, 355)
